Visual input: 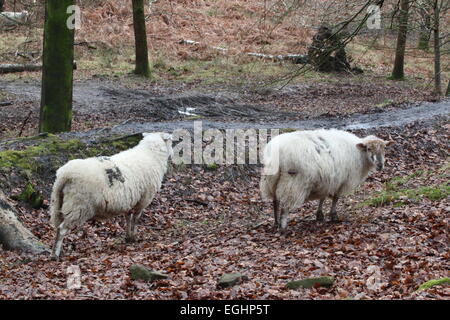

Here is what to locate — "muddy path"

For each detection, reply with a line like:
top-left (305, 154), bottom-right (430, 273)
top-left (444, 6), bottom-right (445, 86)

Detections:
top-left (81, 99), bottom-right (450, 136)
top-left (0, 79), bottom-right (448, 141)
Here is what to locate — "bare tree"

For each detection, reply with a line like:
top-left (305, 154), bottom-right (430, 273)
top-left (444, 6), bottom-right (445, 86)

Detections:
top-left (39, 0), bottom-right (75, 133)
top-left (432, 0), bottom-right (442, 94)
top-left (417, 1), bottom-right (432, 50)
top-left (132, 0), bottom-right (151, 77)
top-left (391, 0), bottom-right (411, 80)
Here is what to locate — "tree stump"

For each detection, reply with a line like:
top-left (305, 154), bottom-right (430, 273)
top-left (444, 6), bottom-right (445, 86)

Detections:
top-left (0, 191), bottom-right (49, 254)
top-left (307, 25), bottom-right (354, 73)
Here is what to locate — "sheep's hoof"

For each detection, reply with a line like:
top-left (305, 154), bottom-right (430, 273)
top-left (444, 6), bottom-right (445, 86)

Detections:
top-left (50, 254), bottom-right (60, 261)
top-left (125, 236), bottom-right (136, 243)
top-left (316, 213), bottom-right (324, 222)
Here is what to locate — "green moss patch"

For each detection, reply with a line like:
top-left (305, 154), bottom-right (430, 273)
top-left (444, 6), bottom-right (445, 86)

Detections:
top-left (417, 277), bottom-right (450, 291)
top-left (361, 184), bottom-right (449, 208)
top-left (0, 133), bottom-right (142, 198)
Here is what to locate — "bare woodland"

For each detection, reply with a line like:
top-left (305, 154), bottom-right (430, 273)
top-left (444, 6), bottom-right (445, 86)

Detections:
top-left (0, 0), bottom-right (448, 300)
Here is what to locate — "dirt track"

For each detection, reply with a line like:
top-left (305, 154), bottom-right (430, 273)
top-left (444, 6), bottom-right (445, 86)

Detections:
top-left (0, 79), bottom-right (448, 140)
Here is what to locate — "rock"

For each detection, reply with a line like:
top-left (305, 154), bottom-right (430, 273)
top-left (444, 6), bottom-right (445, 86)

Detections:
top-left (286, 276), bottom-right (334, 289)
top-left (130, 264), bottom-right (168, 282)
top-left (217, 272), bottom-right (249, 289)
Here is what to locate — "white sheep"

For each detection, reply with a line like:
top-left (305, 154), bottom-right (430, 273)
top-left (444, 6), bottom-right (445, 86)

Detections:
top-left (50, 132), bottom-right (173, 259)
top-left (260, 129), bottom-right (393, 231)
top-left (0, 11), bottom-right (29, 27)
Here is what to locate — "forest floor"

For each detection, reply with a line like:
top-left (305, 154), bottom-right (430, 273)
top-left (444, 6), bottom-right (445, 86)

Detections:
top-left (0, 75), bottom-right (448, 299)
top-left (0, 0), bottom-right (449, 300)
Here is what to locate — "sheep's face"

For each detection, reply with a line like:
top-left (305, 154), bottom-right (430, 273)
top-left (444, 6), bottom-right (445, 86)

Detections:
top-left (357, 139), bottom-right (393, 171)
top-left (142, 132), bottom-right (173, 158)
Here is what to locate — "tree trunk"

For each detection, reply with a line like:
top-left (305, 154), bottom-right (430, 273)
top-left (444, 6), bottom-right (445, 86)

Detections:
top-left (432, 0), bottom-right (441, 95)
top-left (0, 191), bottom-right (49, 254)
top-left (391, 0), bottom-right (410, 80)
top-left (418, 12), bottom-right (431, 50)
top-left (0, 0), bottom-right (4, 12)
top-left (39, 0), bottom-right (75, 134)
top-left (446, 80), bottom-right (450, 96)
top-left (132, 0), bottom-right (151, 77)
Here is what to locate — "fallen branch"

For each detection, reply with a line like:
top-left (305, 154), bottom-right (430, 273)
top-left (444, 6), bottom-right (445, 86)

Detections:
top-left (179, 39), bottom-right (308, 64)
top-left (0, 63), bottom-right (42, 74)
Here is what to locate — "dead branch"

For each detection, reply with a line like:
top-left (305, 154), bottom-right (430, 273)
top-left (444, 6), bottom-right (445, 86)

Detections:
top-left (0, 63), bottom-right (41, 74)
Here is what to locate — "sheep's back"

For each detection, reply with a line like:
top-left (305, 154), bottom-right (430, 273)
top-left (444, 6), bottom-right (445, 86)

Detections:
top-left (268, 130), bottom-right (366, 197)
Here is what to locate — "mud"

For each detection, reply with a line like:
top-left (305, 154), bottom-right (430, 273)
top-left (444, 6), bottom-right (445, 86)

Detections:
top-left (0, 79), bottom-right (448, 142)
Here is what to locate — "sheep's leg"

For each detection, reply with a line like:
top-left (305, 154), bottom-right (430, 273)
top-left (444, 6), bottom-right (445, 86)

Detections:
top-left (316, 199), bottom-right (325, 221)
top-left (273, 198), bottom-right (279, 228)
top-left (329, 196), bottom-right (339, 222)
top-left (125, 213), bottom-right (135, 243)
top-left (279, 207), bottom-right (290, 231)
top-left (127, 193), bottom-right (151, 242)
top-left (131, 209), bottom-right (144, 236)
top-left (51, 223), bottom-right (68, 260)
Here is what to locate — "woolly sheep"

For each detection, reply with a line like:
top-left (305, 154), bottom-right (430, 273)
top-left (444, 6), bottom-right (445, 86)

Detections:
top-left (50, 132), bottom-right (173, 259)
top-left (260, 129), bottom-right (393, 231)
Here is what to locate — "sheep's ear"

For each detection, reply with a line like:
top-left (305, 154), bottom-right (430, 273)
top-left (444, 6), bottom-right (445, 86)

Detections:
top-left (384, 140), bottom-right (394, 147)
top-left (356, 143), bottom-right (367, 151)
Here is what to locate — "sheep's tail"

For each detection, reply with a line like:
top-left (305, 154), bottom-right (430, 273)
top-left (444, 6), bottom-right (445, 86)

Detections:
top-left (49, 176), bottom-right (68, 228)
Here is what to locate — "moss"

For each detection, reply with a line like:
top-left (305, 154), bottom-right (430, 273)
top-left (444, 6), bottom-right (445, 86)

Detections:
top-left (417, 277), bottom-right (450, 291)
top-left (376, 99), bottom-right (394, 108)
top-left (361, 184), bottom-right (450, 207)
top-left (205, 162), bottom-right (219, 171)
top-left (286, 276), bottom-right (335, 289)
top-left (11, 182), bottom-right (44, 209)
top-left (0, 135), bottom-right (84, 172)
top-left (280, 128), bottom-right (298, 133)
top-left (0, 133), bottom-right (144, 198)
top-left (130, 264), bottom-right (168, 282)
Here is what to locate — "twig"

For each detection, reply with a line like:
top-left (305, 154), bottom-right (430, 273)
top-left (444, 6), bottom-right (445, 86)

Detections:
top-left (183, 198), bottom-right (209, 207)
top-left (18, 110), bottom-right (32, 137)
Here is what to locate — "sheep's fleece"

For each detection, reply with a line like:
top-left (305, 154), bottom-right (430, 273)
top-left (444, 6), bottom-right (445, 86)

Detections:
top-left (49, 132), bottom-right (172, 258)
top-left (260, 129), bottom-right (390, 227)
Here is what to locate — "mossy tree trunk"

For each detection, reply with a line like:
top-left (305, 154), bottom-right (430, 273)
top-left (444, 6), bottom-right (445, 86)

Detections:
top-left (0, 191), bottom-right (49, 254)
top-left (132, 0), bottom-right (151, 77)
top-left (39, 0), bottom-right (75, 134)
top-left (391, 0), bottom-right (410, 80)
top-left (446, 79), bottom-right (450, 96)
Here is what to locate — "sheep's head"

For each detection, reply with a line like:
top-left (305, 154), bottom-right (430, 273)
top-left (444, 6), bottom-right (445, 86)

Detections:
top-left (142, 132), bottom-right (173, 159)
top-left (357, 137), bottom-right (393, 171)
